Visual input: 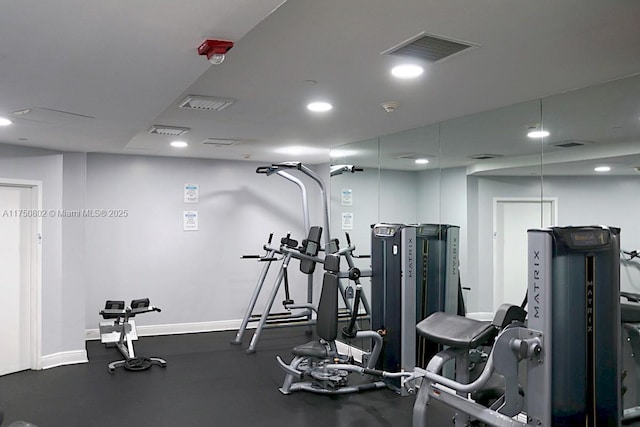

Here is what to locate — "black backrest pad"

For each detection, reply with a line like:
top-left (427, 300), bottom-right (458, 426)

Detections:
top-left (105, 300), bottom-right (125, 310)
top-left (300, 226), bottom-right (322, 274)
top-left (492, 304), bottom-right (527, 329)
top-left (316, 272), bottom-right (339, 341)
top-left (323, 254), bottom-right (340, 273)
top-left (130, 298), bottom-right (150, 309)
top-left (102, 300), bottom-right (126, 319)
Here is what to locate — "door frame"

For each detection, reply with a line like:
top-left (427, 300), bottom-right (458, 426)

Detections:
top-left (1, 177), bottom-right (43, 370)
top-left (492, 197), bottom-right (557, 310)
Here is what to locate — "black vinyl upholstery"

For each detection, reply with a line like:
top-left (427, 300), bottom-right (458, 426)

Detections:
top-left (300, 226), bottom-right (322, 274)
top-left (323, 254), bottom-right (340, 273)
top-left (315, 272), bottom-right (338, 342)
top-left (416, 312), bottom-right (496, 349)
top-left (622, 303), bottom-right (640, 323)
top-left (291, 340), bottom-right (330, 358)
top-left (101, 300), bottom-right (126, 319)
top-left (290, 254), bottom-right (340, 358)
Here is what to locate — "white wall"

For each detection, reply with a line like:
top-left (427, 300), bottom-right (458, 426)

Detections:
top-left (329, 166), bottom-right (379, 259)
top-left (379, 169), bottom-right (419, 224)
top-left (84, 154), bottom-right (317, 330)
top-left (543, 175), bottom-right (640, 292)
top-left (61, 153), bottom-right (87, 351)
top-left (466, 175), bottom-right (542, 312)
top-left (329, 167), bottom-right (418, 258)
top-left (0, 154), bottom-right (65, 357)
top-left (467, 174), bottom-right (640, 312)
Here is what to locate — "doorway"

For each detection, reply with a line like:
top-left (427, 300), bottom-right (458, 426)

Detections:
top-left (493, 197), bottom-right (556, 310)
top-left (0, 180), bottom-right (42, 375)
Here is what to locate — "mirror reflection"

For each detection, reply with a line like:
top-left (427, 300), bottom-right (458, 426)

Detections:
top-left (540, 74), bottom-right (640, 293)
top-left (329, 73), bottom-right (640, 363)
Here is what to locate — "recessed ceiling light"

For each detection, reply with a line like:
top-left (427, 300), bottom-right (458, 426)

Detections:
top-left (594, 166), bottom-right (611, 173)
top-left (330, 149), bottom-right (357, 158)
top-left (275, 145), bottom-right (329, 156)
top-left (527, 130), bottom-right (550, 139)
top-left (170, 141), bottom-right (188, 148)
top-left (0, 117), bottom-right (13, 126)
top-left (415, 158), bottom-right (430, 164)
top-left (307, 102), bottom-right (333, 113)
top-left (391, 64), bottom-right (424, 79)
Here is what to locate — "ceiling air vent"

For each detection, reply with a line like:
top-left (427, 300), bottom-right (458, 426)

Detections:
top-left (393, 153), bottom-right (434, 160)
top-left (201, 138), bottom-right (240, 147)
top-left (469, 154), bottom-right (503, 160)
top-left (382, 32), bottom-right (477, 63)
top-left (550, 140), bottom-right (593, 148)
top-left (148, 125), bottom-right (190, 136)
top-left (178, 95), bottom-right (235, 111)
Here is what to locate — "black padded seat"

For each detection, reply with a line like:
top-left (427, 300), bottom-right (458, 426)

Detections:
top-left (291, 341), bottom-right (330, 358)
top-left (622, 303), bottom-right (640, 323)
top-left (416, 312), bottom-right (497, 349)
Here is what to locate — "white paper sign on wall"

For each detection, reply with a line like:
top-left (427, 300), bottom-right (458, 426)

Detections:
top-left (183, 210), bottom-right (199, 231)
top-left (184, 183), bottom-right (199, 203)
top-left (341, 188), bottom-right (353, 206)
top-left (342, 212), bottom-right (353, 230)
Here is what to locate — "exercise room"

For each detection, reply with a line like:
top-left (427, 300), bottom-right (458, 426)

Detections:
top-left (1, 1), bottom-right (640, 426)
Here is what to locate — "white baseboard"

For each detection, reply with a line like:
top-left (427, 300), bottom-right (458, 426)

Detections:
top-left (85, 319), bottom-right (249, 341)
top-left (41, 350), bottom-right (88, 370)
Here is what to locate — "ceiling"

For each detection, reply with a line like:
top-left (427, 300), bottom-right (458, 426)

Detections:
top-left (1, 0), bottom-right (640, 169)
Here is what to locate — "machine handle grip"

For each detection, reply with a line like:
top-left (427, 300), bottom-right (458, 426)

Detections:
top-left (272, 161), bottom-right (301, 170)
top-left (362, 368), bottom-right (384, 377)
top-left (242, 255), bottom-right (261, 259)
top-left (256, 166), bottom-right (272, 174)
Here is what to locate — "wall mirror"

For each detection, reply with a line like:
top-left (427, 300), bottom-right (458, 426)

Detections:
top-left (540, 73), bottom-right (640, 293)
top-left (330, 96), bottom-right (545, 318)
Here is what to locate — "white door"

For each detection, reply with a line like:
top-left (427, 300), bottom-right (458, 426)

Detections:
top-left (493, 199), bottom-right (555, 310)
top-left (0, 185), bottom-right (35, 375)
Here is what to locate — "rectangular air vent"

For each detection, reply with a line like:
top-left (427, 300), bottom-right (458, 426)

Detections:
top-left (201, 138), bottom-right (240, 147)
top-left (550, 140), bottom-right (593, 148)
top-left (469, 154), bottom-right (503, 160)
top-left (148, 125), bottom-right (190, 136)
top-left (393, 153), bottom-right (434, 160)
top-left (178, 95), bottom-right (235, 111)
top-left (382, 32), bottom-right (477, 63)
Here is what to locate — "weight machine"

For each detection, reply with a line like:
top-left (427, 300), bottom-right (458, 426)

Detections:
top-left (231, 162), bottom-right (370, 353)
top-left (411, 226), bottom-right (621, 426)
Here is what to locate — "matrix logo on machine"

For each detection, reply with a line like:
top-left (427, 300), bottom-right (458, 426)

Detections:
top-left (531, 250), bottom-right (541, 319)
top-left (450, 236), bottom-right (458, 277)
top-left (407, 236), bottom-right (414, 279)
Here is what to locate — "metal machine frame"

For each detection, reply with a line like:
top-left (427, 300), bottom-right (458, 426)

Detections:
top-left (99, 299), bottom-right (166, 373)
top-left (231, 162), bottom-right (370, 353)
top-left (412, 226), bottom-right (621, 426)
